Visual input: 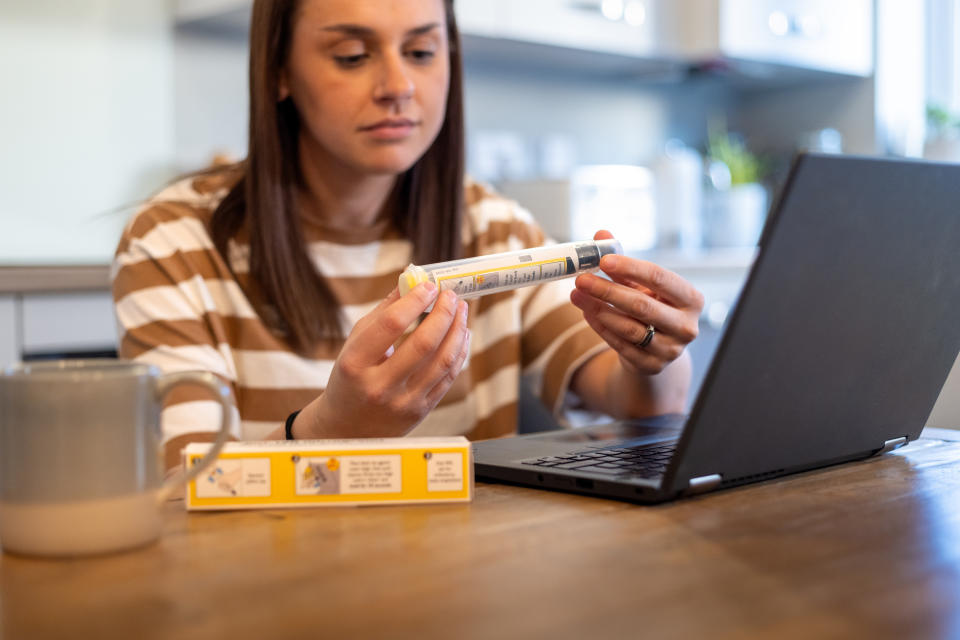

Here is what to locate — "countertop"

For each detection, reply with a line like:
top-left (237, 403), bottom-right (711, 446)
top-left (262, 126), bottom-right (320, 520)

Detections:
top-left (4, 428), bottom-right (960, 639)
top-left (0, 265), bottom-right (111, 294)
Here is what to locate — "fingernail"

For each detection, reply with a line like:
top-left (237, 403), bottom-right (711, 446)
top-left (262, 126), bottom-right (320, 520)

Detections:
top-left (423, 281), bottom-right (437, 293)
top-left (601, 255), bottom-right (618, 269)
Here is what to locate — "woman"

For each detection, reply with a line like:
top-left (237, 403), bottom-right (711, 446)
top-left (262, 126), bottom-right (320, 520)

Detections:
top-left (112, 0), bottom-right (703, 469)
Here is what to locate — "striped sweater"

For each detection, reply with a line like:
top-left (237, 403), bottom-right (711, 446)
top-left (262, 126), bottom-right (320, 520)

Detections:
top-left (111, 167), bottom-right (608, 447)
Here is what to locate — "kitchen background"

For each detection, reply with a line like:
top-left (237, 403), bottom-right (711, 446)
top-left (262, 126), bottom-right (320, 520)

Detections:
top-left (1, 0), bottom-right (958, 424)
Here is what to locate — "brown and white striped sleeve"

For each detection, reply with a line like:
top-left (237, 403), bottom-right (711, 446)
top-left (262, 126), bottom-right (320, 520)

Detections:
top-left (111, 192), bottom-right (244, 459)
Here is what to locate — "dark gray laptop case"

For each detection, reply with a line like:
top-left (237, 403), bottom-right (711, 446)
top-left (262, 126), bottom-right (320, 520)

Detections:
top-left (473, 154), bottom-right (960, 503)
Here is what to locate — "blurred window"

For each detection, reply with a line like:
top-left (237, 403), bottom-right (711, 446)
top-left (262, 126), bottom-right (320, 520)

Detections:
top-left (926, 0), bottom-right (960, 111)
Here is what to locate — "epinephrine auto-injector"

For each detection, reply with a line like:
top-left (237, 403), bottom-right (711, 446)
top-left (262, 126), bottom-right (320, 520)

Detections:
top-left (398, 239), bottom-right (623, 300)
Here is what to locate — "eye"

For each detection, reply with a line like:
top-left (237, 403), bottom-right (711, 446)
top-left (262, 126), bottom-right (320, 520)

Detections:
top-left (407, 49), bottom-right (436, 63)
top-left (334, 53), bottom-right (369, 68)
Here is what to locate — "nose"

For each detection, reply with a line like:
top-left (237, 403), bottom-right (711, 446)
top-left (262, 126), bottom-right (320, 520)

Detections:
top-left (373, 52), bottom-right (415, 106)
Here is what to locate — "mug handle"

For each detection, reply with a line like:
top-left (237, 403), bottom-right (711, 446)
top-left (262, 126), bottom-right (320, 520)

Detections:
top-left (153, 371), bottom-right (234, 502)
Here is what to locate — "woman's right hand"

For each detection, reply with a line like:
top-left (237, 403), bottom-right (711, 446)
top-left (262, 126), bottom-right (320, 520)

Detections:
top-left (295, 283), bottom-right (471, 438)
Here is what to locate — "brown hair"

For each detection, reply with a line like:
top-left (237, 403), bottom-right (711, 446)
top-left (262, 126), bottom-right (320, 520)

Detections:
top-left (211, 0), bottom-right (465, 352)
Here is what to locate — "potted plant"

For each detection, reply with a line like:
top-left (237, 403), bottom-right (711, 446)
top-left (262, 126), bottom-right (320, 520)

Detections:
top-left (924, 104), bottom-right (960, 162)
top-left (703, 126), bottom-right (769, 248)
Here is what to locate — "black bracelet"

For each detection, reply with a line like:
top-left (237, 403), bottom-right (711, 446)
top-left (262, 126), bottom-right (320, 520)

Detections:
top-left (284, 409), bottom-right (302, 440)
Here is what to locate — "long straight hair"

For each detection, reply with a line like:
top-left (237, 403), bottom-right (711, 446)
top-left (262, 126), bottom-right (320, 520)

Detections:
top-left (211, 0), bottom-right (465, 353)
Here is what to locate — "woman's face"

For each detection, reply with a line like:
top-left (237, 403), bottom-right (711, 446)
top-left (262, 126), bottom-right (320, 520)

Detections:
top-left (282, 0), bottom-right (451, 177)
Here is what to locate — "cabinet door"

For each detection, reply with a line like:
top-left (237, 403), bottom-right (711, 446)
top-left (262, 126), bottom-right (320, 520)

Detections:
top-left (719, 0), bottom-right (873, 76)
top-left (21, 292), bottom-right (117, 356)
top-left (500, 0), bottom-right (657, 58)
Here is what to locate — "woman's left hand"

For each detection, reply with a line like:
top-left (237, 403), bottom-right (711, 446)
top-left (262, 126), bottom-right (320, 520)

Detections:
top-left (571, 230), bottom-right (705, 376)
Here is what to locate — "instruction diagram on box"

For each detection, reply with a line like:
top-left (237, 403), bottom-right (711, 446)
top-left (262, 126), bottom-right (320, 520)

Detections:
top-left (296, 456), bottom-right (341, 495)
top-left (196, 458), bottom-right (271, 498)
top-left (295, 455), bottom-right (402, 496)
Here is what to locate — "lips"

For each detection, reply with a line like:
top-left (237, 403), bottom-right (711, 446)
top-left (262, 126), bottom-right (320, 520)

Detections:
top-left (358, 118), bottom-right (420, 141)
top-left (359, 118), bottom-right (418, 132)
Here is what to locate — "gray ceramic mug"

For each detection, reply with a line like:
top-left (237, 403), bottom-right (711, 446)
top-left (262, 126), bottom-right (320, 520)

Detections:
top-left (0, 360), bottom-right (232, 556)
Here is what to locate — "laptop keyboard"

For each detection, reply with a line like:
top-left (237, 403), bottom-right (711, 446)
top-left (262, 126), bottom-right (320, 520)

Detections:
top-left (520, 442), bottom-right (677, 479)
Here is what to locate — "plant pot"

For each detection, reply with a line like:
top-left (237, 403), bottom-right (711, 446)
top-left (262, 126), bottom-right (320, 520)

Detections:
top-left (703, 183), bottom-right (769, 248)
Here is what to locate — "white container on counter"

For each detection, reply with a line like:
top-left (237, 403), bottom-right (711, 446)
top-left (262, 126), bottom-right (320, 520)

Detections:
top-left (653, 140), bottom-right (704, 252)
top-left (499, 165), bottom-right (657, 251)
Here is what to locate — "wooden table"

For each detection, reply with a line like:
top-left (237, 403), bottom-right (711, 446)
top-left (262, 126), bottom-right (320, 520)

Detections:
top-left (5, 429), bottom-right (960, 640)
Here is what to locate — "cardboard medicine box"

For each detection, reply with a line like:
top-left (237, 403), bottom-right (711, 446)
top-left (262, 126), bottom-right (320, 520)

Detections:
top-left (183, 437), bottom-right (473, 510)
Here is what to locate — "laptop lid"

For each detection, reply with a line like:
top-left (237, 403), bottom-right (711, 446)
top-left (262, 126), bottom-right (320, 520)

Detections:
top-left (663, 154), bottom-right (960, 494)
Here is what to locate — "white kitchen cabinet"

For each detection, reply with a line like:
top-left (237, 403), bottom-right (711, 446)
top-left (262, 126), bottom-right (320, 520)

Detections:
top-left (460, 0), bottom-right (873, 77)
top-left (493, 0), bottom-right (657, 58)
top-left (20, 292), bottom-right (117, 356)
top-left (719, 0), bottom-right (873, 76)
top-left (175, 0), bottom-right (873, 77)
top-left (658, 0), bottom-right (874, 76)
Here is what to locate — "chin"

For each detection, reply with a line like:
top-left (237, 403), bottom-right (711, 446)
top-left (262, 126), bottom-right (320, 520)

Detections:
top-left (361, 150), bottom-right (427, 176)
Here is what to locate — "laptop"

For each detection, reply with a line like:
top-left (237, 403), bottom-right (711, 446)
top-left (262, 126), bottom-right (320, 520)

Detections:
top-left (473, 154), bottom-right (960, 503)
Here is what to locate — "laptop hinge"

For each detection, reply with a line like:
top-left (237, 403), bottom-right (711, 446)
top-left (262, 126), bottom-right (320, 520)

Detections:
top-left (685, 473), bottom-right (722, 495)
top-left (879, 436), bottom-right (908, 454)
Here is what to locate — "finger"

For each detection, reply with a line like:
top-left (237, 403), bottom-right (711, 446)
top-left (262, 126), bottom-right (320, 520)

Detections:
top-left (353, 287), bottom-right (402, 333)
top-left (597, 254), bottom-right (702, 309)
top-left (375, 344), bottom-right (396, 365)
top-left (383, 289), bottom-right (462, 381)
top-left (579, 307), bottom-right (668, 376)
top-left (406, 299), bottom-right (469, 391)
top-left (604, 271), bottom-right (657, 299)
top-left (573, 290), bottom-right (686, 360)
top-left (591, 231), bottom-right (654, 297)
top-left (349, 283), bottom-right (438, 365)
top-left (424, 321), bottom-right (471, 407)
top-left (571, 278), bottom-right (695, 341)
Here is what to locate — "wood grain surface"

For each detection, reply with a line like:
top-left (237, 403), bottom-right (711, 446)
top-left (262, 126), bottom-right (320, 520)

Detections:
top-left (4, 430), bottom-right (960, 640)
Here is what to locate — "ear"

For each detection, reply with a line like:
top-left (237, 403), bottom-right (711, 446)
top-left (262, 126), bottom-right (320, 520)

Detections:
top-left (278, 68), bottom-right (290, 102)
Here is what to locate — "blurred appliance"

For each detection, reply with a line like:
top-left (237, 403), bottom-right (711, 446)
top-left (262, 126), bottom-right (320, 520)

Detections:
top-left (499, 165), bottom-right (656, 251)
top-left (653, 140), bottom-right (703, 251)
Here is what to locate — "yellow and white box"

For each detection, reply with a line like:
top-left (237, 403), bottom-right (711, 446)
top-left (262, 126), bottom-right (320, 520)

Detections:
top-left (183, 437), bottom-right (473, 510)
